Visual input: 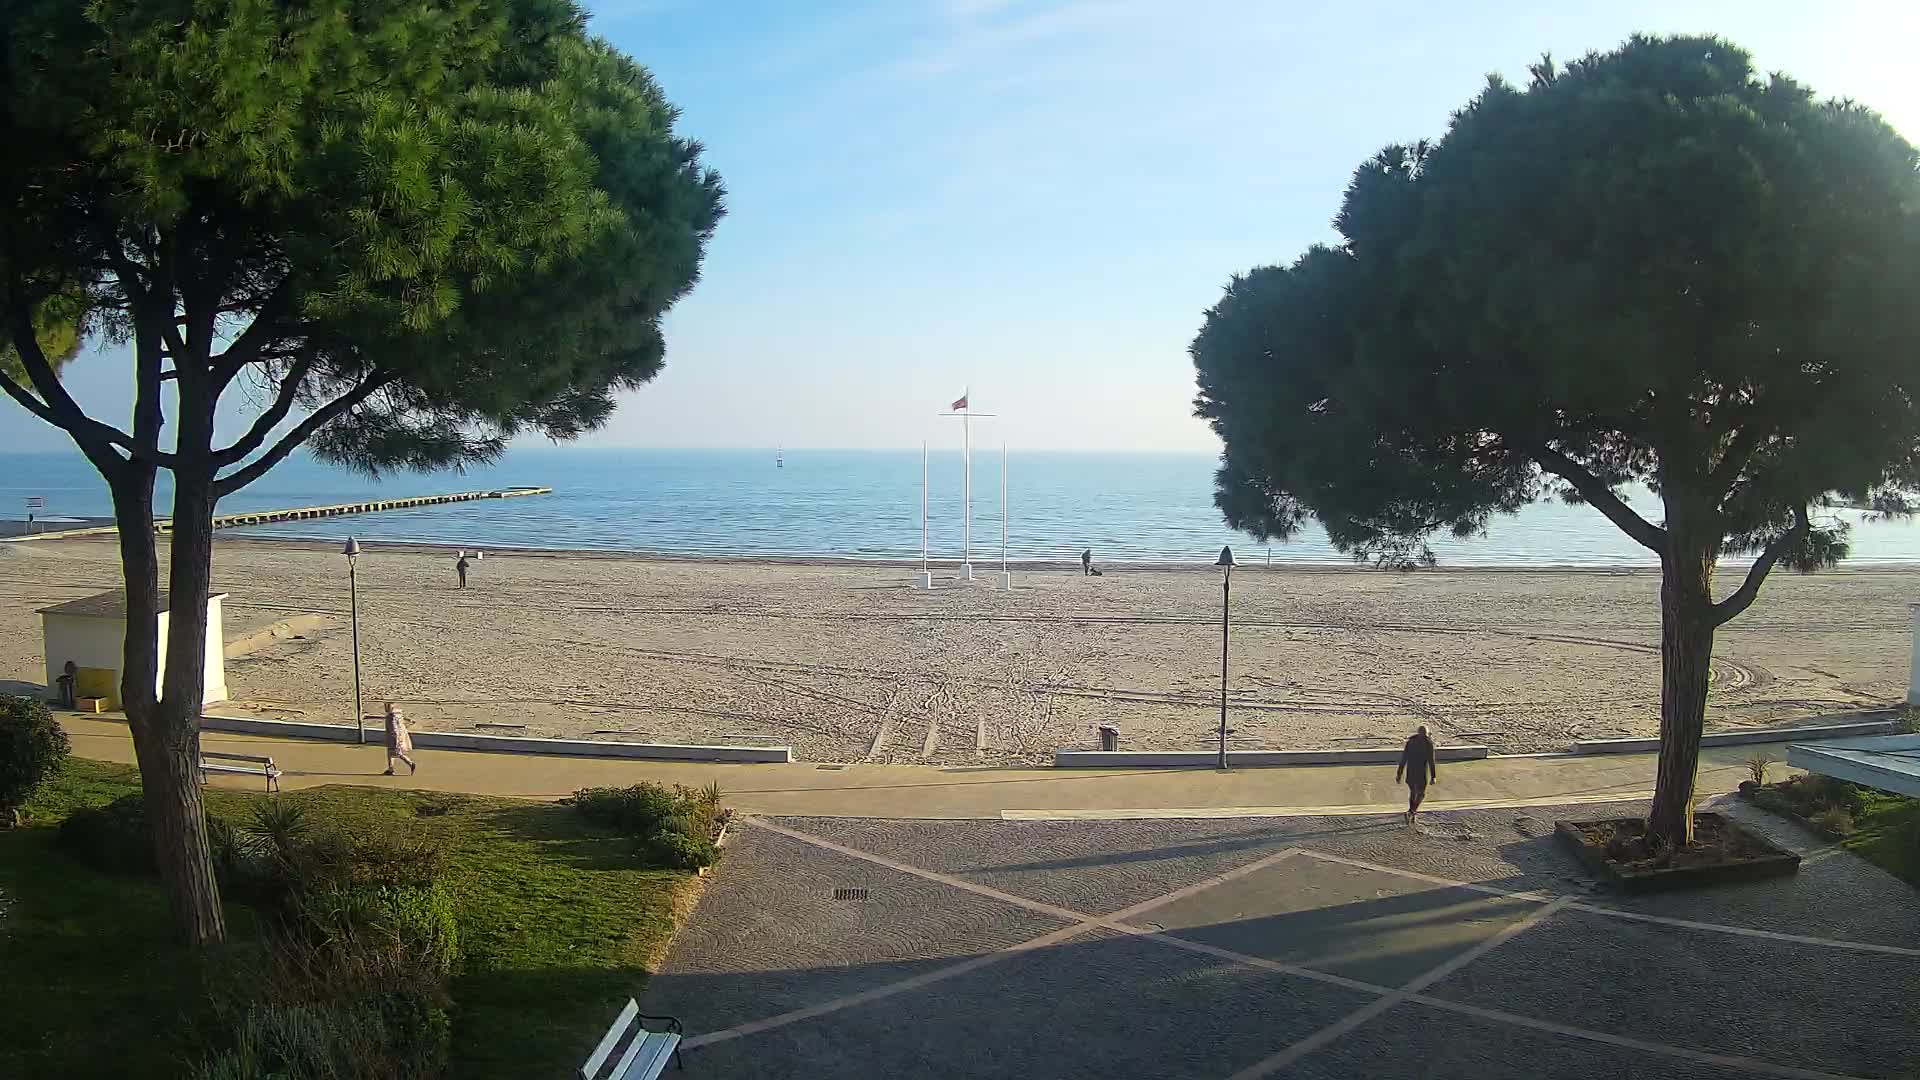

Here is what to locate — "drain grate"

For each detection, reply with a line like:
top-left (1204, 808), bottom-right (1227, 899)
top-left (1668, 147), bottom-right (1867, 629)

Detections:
top-left (816, 764), bottom-right (847, 771)
top-left (832, 888), bottom-right (870, 901)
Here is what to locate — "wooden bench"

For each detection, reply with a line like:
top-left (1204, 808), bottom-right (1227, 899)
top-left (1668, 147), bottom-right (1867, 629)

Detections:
top-left (199, 751), bottom-right (281, 793)
top-left (582, 999), bottom-right (683, 1079)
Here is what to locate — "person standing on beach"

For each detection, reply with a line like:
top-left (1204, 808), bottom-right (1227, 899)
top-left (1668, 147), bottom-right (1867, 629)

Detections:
top-left (1081, 548), bottom-right (1093, 576)
top-left (383, 701), bottom-right (417, 775)
top-left (1396, 724), bottom-right (1437, 825)
top-left (455, 552), bottom-right (470, 589)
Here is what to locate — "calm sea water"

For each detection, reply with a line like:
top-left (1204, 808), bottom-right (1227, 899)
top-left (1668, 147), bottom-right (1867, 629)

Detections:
top-left (5, 447), bottom-right (1920, 566)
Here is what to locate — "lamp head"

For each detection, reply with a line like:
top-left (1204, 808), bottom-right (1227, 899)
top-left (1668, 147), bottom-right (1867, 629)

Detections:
top-left (1215, 545), bottom-right (1236, 568)
top-left (343, 537), bottom-right (361, 558)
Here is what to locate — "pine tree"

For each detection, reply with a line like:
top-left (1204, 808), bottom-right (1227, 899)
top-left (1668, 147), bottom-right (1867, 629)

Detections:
top-left (0, 0), bottom-right (724, 944)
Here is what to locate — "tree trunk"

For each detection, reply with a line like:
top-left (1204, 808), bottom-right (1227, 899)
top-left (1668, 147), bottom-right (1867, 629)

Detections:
top-left (159, 403), bottom-right (227, 944)
top-left (1648, 544), bottom-right (1717, 847)
top-left (109, 461), bottom-right (227, 945)
top-left (132, 703), bottom-right (226, 945)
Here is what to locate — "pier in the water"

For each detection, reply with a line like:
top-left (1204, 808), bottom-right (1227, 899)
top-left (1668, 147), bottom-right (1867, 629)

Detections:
top-left (1, 486), bottom-right (553, 542)
top-left (187, 486), bottom-right (553, 533)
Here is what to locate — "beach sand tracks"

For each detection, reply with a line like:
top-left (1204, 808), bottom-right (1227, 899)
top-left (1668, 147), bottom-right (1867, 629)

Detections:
top-left (0, 543), bottom-right (1907, 759)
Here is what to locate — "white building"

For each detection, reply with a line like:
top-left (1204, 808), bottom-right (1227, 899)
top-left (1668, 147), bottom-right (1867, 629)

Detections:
top-left (38, 590), bottom-right (229, 707)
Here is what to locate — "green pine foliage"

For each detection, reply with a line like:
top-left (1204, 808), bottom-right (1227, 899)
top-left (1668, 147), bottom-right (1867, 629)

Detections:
top-left (1191, 34), bottom-right (1920, 842)
top-left (0, 0), bottom-right (723, 944)
top-left (1194, 35), bottom-right (1920, 568)
top-left (1, 0), bottom-right (724, 473)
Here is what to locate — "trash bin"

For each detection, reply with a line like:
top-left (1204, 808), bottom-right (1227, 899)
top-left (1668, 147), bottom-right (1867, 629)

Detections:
top-left (1097, 724), bottom-right (1120, 752)
top-left (55, 660), bottom-right (77, 709)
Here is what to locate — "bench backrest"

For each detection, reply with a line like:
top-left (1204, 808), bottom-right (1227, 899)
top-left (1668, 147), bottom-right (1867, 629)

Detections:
top-left (202, 751), bottom-right (275, 766)
top-left (581, 998), bottom-right (641, 1080)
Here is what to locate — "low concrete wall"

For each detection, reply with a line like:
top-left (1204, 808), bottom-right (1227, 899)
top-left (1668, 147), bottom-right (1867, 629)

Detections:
top-left (199, 714), bottom-right (366, 743)
top-left (197, 714), bottom-right (791, 763)
top-left (1570, 718), bottom-right (1899, 755)
top-left (1054, 745), bottom-right (1490, 768)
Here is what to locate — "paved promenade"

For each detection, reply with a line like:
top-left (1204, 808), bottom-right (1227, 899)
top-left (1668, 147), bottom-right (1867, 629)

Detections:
top-left (62, 713), bottom-right (1775, 818)
top-left (57, 712), bottom-right (1920, 1077)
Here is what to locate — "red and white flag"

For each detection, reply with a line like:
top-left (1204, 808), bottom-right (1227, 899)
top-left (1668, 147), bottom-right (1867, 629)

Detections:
top-left (951, 392), bottom-right (968, 410)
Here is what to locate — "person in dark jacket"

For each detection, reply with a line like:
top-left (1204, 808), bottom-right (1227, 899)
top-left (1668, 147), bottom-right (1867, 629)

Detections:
top-left (1081, 548), bottom-right (1093, 576)
top-left (1396, 724), bottom-right (1438, 825)
top-left (455, 552), bottom-right (470, 589)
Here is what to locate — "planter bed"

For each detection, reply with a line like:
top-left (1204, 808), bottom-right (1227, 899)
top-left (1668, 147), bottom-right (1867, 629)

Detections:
top-left (1555, 813), bottom-right (1800, 892)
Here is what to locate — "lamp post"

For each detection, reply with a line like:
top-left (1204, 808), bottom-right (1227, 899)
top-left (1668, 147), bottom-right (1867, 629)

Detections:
top-left (344, 537), bottom-right (364, 744)
top-left (1216, 545), bottom-right (1236, 770)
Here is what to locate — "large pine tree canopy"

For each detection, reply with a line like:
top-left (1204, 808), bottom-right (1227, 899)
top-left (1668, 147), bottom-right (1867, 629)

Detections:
top-left (0, 0), bottom-right (726, 946)
top-left (1193, 35), bottom-right (1920, 577)
top-left (0, 0), bottom-right (725, 482)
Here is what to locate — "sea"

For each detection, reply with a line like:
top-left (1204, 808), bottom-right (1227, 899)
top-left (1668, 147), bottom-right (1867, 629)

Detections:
top-left (6, 447), bottom-right (1920, 567)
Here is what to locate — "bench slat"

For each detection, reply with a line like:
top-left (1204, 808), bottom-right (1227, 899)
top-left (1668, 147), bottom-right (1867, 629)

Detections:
top-left (618, 1022), bottom-right (687, 1076)
top-left (581, 998), bottom-right (640, 1080)
top-left (203, 751), bottom-right (275, 765)
top-left (613, 1031), bottom-right (679, 1080)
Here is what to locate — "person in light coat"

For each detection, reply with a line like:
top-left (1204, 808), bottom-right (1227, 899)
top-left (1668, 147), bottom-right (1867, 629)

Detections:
top-left (383, 701), bottom-right (417, 775)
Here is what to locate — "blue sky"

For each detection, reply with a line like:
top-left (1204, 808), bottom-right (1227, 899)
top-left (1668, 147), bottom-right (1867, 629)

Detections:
top-left (6, 0), bottom-right (1917, 452)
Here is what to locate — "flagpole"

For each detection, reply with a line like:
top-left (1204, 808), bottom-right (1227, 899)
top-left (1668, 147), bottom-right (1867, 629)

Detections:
top-left (1000, 442), bottom-right (1009, 580)
top-left (940, 392), bottom-right (991, 583)
top-left (962, 395), bottom-right (972, 580)
top-left (921, 441), bottom-right (929, 573)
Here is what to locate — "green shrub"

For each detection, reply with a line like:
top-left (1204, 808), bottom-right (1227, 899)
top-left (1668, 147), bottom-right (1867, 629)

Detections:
top-left (194, 990), bottom-right (448, 1080)
top-left (57, 793), bottom-right (157, 873)
top-left (197, 858), bottom-right (459, 1080)
top-left (646, 828), bottom-right (718, 870)
top-left (294, 881), bottom-right (459, 976)
top-left (57, 792), bottom-right (248, 882)
top-left (571, 782), bottom-right (684, 835)
top-left (0, 693), bottom-right (70, 819)
top-left (569, 781), bottom-right (722, 870)
top-left (1802, 775), bottom-right (1869, 816)
top-left (1812, 806), bottom-right (1857, 839)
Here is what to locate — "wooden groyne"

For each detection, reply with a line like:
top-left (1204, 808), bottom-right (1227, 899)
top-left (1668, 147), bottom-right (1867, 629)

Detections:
top-left (1, 486), bottom-right (551, 543)
top-left (188, 486), bottom-right (552, 532)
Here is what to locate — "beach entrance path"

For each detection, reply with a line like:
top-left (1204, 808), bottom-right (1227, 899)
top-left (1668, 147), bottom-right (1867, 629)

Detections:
top-left (645, 804), bottom-right (1920, 1079)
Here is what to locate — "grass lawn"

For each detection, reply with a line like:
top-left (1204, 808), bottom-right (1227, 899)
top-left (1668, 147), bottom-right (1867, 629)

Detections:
top-left (1846, 789), bottom-right (1920, 888)
top-left (0, 759), bottom-right (701, 1079)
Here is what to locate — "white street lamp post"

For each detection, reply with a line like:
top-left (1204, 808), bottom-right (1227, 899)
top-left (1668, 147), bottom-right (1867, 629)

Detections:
top-left (344, 537), bottom-right (364, 744)
top-left (1216, 545), bottom-right (1236, 770)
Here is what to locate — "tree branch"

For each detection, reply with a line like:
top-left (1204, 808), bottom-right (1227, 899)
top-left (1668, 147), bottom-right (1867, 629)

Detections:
top-left (211, 350), bottom-right (316, 466)
top-left (1708, 420), bottom-right (1772, 494)
top-left (1711, 504), bottom-right (1809, 627)
top-left (1527, 442), bottom-right (1668, 552)
top-left (2, 281), bottom-right (163, 468)
top-left (0, 367), bottom-right (62, 427)
top-left (213, 373), bottom-right (393, 497)
top-left (210, 279), bottom-right (295, 387)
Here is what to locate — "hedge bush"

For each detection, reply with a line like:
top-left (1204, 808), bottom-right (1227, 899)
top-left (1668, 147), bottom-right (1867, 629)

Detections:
top-left (0, 693), bottom-right (69, 819)
top-left (194, 811), bottom-right (460, 1079)
top-left (569, 781), bottom-right (723, 869)
top-left (55, 792), bottom-right (244, 880)
top-left (195, 985), bottom-right (450, 1080)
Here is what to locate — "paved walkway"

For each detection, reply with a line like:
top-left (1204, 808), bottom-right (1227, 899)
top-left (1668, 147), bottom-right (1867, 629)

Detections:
top-left (61, 713), bottom-right (1918, 1076)
top-left (649, 805), bottom-right (1920, 1078)
top-left (62, 714), bottom-right (1782, 817)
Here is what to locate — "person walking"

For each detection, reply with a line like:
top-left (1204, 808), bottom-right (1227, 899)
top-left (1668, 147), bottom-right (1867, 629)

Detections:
top-left (383, 701), bottom-right (417, 775)
top-left (1396, 724), bottom-right (1437, 826)
top-left (455, 552), bottom-right (470, 589)
top-left (1081, 548), bottom-right (1093, 576)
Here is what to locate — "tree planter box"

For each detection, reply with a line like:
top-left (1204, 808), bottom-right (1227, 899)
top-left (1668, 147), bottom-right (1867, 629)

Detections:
top-left (1554, 813), bottom-right (1800, 893)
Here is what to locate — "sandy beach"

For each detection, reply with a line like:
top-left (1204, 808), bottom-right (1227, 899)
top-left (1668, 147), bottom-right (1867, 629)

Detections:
top-left (0, 535), bottom-right (1910, 763)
